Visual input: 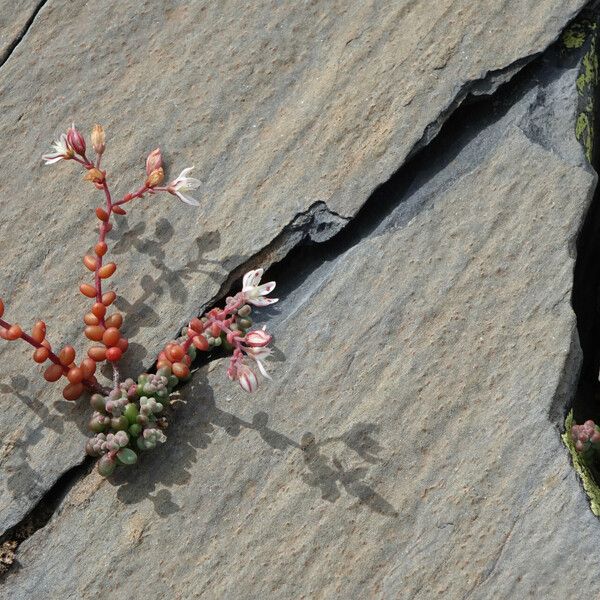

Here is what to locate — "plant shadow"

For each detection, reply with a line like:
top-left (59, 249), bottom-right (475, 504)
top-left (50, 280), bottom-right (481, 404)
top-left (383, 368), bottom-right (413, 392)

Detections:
top-left (106, 216), bottom-right (246, 376)
top-left (111, 369), bottom-right (398, 519)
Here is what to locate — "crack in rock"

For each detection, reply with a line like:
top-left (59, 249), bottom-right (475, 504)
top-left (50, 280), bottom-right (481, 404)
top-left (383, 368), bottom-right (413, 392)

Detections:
top-left (0, 1), bottom-right (48, 67)
top-left (195, 201), bottom-right (350, 318)
top-left (0, 3), bottom-right (596, 583)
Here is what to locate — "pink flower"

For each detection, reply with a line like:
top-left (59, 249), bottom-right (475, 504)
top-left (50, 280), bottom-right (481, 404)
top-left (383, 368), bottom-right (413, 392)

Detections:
top-left (242, 269), bottom-right (278, 307)
top-left (245, 327), bottom-right (272, 347)
top-left (42, 133), bottom-right (73, 164)
top-left (167, 167), bottom-right (201, 206)
top-left (66, 123), bottom-right (86, 156)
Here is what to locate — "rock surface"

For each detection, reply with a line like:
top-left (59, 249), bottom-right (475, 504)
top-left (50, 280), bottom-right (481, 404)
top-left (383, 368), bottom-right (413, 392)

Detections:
top-left (4, 23), bottom-right (600, 597)
top-left (0, 1), bottom-right (40, 64)
top-left (0, 0), bottom-right (588, 536)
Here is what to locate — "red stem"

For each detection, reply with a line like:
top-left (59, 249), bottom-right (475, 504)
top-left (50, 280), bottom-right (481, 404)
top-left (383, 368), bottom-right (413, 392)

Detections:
top-left (0, 317), bottom-right (63, 367)
top-left (0, 316), bottom-right (106, 393)
top-left (113, 184), bottom-right (149, 206)
top-left (180, 295), bottom-right (246, 353)
top-left (89, 176), bottom-right (147, 389)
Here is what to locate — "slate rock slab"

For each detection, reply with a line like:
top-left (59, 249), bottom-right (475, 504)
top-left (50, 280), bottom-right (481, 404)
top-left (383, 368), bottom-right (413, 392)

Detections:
top-left (0, 0), bottom-right (587, 536)
top-left (4, 31), bottom-right (600, 597)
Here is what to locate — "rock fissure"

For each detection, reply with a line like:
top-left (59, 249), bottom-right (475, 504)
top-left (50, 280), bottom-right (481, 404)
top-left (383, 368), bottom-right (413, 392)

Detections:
top-left (0, 1), bottom-right (48, 66)
top-left (2, 4), bottom-right (600, 594)
top-left (563, 11), bottom-right (600, 511)
top-left (5, 23), bottom-right (589, 575)
top-left (0, 458), bottom-right (91, 580)
top-left (0, 36), bottom-right (547, 575)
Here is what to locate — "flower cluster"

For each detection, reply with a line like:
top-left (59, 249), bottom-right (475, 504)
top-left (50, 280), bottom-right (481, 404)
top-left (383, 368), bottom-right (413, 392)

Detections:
top-left (155, 267), bottom-right (277, 395)
top-left (0, 122), bottom-right (279, 478)
top-left (1, 123), bottom-right (204, 402)
top-left (572, 419), bottom-right (600, 457)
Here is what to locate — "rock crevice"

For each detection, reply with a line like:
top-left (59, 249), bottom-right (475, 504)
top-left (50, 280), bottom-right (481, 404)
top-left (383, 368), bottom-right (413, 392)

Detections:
top-left (0, 1), bottom-right (48, 66)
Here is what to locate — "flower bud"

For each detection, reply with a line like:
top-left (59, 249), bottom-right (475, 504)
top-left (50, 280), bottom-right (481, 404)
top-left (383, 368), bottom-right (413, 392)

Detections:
top-left (91, 124), bottom-right (105, 154)
top-left (146, 167), bottom-right (165, 188)
top-left (84, 168), bottom-right (105, 184)
top-left (67, 124), bottom-right (86, 156)
top-left (237, 364), bottom-right (258, 393)
top-left (146, 148), bottom-right (163, 175)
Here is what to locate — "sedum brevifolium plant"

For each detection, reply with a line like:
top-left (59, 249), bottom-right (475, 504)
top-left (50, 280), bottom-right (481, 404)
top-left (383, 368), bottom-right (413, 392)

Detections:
top-left (571, 419), bottom-right (600, 462)
top-left (0, 123), bottom-right (278, 477)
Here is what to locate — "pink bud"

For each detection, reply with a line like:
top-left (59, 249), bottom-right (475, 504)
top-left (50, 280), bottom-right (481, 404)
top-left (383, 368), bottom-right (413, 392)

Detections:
top-left (245, 328), bottom-right (272, 347)
top-left (146, 148), bottom-right (163, 175)
top-left (67, 124), bottom-right (86, 156)
top-left (238, 365), bottom-right (258, 393)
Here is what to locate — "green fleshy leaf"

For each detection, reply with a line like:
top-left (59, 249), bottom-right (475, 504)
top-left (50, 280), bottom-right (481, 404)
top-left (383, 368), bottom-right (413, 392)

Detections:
top-left (116, 448), bottom-right (138, 465)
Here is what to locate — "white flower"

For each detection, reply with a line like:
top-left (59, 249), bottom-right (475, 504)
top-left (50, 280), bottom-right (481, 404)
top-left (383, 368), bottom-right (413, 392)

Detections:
top-left (168, 167), bottom-right (201, 206)
top-left (42, 133), bottom-right (73, 165)
top-left (242, 268), bottom-right (278, 307)
top-left (245, 346), bottom-right (273, 380)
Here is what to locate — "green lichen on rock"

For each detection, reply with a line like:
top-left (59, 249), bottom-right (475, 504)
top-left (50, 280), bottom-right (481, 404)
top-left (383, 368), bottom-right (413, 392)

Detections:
top-left (582, 40), bottom-right (599, 89)
top-left (563, 23), bottom-right (588, 49)
top-left (576, 111), bottom-right (594, 161)
top-left (562, 410), bottom-right (600, 516)
top-left (563, 16), bottom-right (599, 163)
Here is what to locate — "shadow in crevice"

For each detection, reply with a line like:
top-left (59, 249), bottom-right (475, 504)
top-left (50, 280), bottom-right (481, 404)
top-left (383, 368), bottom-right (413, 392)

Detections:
top-left (258, 50), bottom-right (582, 314)
top-left (570, 13), bottom-right (600, 425)
top-left (112, 372), bottom-right (397, 518)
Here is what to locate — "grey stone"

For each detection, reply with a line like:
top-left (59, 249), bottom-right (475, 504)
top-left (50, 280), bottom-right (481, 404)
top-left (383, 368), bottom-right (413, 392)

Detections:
top-left (4, 25), bottom-right (599, 598)
top-left (0, 0), bottom-right (587, 535)
top-left (0, 1), bottom-right (41, 64)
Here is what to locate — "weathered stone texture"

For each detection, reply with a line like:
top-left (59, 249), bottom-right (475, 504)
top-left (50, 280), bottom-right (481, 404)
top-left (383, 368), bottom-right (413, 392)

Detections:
top-left (0, 0), bottom-right (587, 536)
top-left (4, 32), bottom-right (600, 596)
top-left (0, 1), bottom-right (41, 63)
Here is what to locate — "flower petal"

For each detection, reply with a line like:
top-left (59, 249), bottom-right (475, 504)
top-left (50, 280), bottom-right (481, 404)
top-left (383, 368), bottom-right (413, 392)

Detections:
top-left (256, 281), bottom-right (276, 296)
top-left (42, 153), bottom-right (63, 165)
top-left (256, 358), bottom-right (272, 380)
top-left (182, 177), bottom-right (202, 190)
top-left (247, 296), bottom-right (278, 307)
top-left (175, 166), bottom-right (195, 181)
top-left (243, 269), bottom-right (263, 290)
top-left (175, 190), bottom-right (200, 206)
top-left (238, 367), bottom-right (258, 393)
